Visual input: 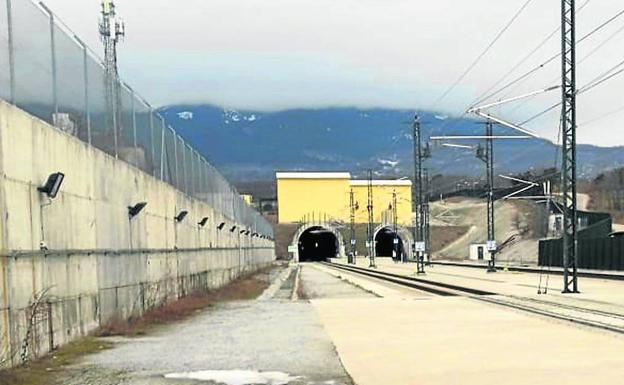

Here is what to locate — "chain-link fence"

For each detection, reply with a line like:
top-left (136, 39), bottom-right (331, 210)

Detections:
top-left (0, 0), bottom-right (272, 237)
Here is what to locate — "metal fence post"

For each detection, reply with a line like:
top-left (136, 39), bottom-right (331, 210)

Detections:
top-left (40, 3), bottom-right (58, 118)
top-left (181, 140), bottom-right (188, 193)
top-left (112, 78), bottom-right (119, 158)
top-left (160, 119), bottom-right (166, 181)
top-left (131, 89), bottom-right (137, 156)
top-left (6, 0), bottom-right (15, 104)
top-left (173, 129), bottom-right (179, 189)
top-left (76, 37), bottom-right (91, 144)
top-left (149, 109), bottom-right (156, 177)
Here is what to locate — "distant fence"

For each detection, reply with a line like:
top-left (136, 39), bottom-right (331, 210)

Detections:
top-left (539, 237), bottom-right (624, 271)
top-left (0, 0), bottom-right (272, 237)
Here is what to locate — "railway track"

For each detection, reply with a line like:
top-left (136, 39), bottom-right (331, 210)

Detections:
top-left (320, 262), bottom-right (624, 335)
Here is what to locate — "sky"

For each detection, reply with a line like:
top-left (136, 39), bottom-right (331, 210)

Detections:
top-left (41, 0), bottom-right (624, 146)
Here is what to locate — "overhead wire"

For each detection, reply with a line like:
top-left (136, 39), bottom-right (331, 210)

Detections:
top-left (471, 0), bottom-right (592, 109)
top-left (519, 57), bottom-right (624, 127)
top-left (429, 0), bottom-right (535, 110)
top-left (478, 5), bottom-right (624, 106)
top-left (500, 20), bottom-right (624, 117)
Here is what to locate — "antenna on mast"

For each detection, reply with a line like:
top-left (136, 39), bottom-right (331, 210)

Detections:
top-left (98, 0), bottom-right (126, 158)
top-left (99, 0), bottom-right (125, 75)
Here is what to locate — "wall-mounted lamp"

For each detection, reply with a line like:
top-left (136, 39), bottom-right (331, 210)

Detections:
top-left (198, 217), bottom-right (209, 227)
top-left (175, 210), bottom-right (189, 222)
top-left (245, 230), bottom-right (251, 235)
top-left (230, 225), bottom-right (237, 232)
top-left (128, 202), bottom-right (147, 218)
top-left (239, 229), bottom-right (246, 234)
top-left (217, 222), bottom-right (225, 230)
top-left (252, 232), bottom-right (258, 237)
top-left (37, 172), bottom-right (65, 199)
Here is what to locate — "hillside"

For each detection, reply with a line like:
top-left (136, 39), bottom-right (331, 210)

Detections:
top-left (160, 105), bottom-right (624, 182)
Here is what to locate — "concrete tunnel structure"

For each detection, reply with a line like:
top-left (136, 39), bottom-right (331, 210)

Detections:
top-left (373, 225), bottom-right (414, 260)
top-left (292, 224), bottom-right (345, 262)
top-left (374, 226), bottom-right (405, 259)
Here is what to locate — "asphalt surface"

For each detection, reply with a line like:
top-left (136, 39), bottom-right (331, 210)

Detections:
top-left (56, 264), bottom-right (372, 385)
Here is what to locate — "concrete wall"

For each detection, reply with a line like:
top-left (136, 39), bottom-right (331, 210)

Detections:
top-left (0, 101), bottom-right (275, 367)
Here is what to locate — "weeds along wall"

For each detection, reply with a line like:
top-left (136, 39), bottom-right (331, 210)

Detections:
top-left (0, 101), bottom-right (275, 368)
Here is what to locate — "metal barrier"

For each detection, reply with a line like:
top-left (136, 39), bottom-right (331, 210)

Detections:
top-left (0, 0), bottom-right (273, 237)
top-left (539, 237), bottom-right (624, 271)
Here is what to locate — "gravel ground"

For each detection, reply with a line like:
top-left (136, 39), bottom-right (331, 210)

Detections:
top-left (55, 265), bottom-right (371, 385)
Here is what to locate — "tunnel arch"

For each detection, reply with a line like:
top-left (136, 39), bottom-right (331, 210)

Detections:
top-left (292, 223), bottom-right (345, 262)
top-left (373, 225), bottom-right (414, 260)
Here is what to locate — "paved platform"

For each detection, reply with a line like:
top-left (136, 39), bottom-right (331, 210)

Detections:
top-left (312, 296), bottom-right (624, 385)
top-left (312, 259), bottom-right (624, 385)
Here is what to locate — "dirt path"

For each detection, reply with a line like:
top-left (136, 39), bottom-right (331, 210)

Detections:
top-left (50, 264), bottom-right (367, 385)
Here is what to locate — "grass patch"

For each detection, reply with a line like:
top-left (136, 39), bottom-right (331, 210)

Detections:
top-left (0, 337), bottom-right (112, 385)
top-left (96, 267), bottom-right (274, 337)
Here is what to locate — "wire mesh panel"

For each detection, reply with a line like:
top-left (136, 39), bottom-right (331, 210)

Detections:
top-left (184, 144), bottom-right (194, 196)
top-left (118, 83), bottom-right (136, 166)
top-left (175, 135), bottom-right (186, 193)
top-left (53, 23), bottom-right (88, 142)
top-left (200, 159), bottom-right (214, 208)
top-left (0, 0), bottom-right (11, 102)
top-left (152, 114), bottom-right (164, 179)
top-left (87, 57), bottom-right (114, 155)
top-left (11, 0), bottom-right (54, 123)
top-left (163, 127), bottom-right (177, 187)
top-left (134, 99), bottom-right (154, 175)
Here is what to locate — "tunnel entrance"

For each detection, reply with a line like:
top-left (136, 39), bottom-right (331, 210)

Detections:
top-left (375, 227), bottom-right (404, 259)
top-left (298, 226), bottom-right (338, 262)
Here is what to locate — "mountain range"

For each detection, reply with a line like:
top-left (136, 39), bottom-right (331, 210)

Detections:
top-left (159, 105), bottom-right (624, 182)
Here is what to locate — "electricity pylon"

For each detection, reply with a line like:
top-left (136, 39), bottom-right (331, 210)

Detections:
top-left (412, 114), bottom-right (430, 273)
top-left (561, 0), bottom-right (579, 293)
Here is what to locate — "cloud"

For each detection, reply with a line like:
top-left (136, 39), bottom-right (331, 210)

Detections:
top-left (41, 0), bottom-right (624, 145)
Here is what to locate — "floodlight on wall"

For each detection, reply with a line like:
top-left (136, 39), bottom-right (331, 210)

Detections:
top-left (217, 222), bottom-right (225, 230)
top-left (245, 230), bottom-right (251, 235)
top-left (230, 225), bottom-right (237, 232)
top-left (128, 202), bottom-right (147, 218)
top-left (198, 217), bottom-right (209, 227)
top-left (239, 229), bottom-right (246, 234)
top-left (175, 210), bottom-right (189, 222)
top-left (37, 172), bottom-right (65, 199)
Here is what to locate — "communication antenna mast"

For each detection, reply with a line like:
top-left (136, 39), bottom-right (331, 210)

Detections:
top-left (99, 0), bottom-right (125, 76)
top-left (99, 0), bottom-right (125, 157)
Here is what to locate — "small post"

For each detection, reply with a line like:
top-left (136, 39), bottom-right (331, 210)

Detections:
top-left (131, 88), bottom-right (137, 162)
top-left (6, 0), bottom-right (15, 104)
top-left (40, 3), bottom-right (58, 117)
top-left (75, 37), bottom-right (92, 144)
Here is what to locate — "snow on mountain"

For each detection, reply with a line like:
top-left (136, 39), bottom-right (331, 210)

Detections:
top-left (177, 111), bottom-right (194, 120)
top-left (378, 158), bottom-right (400, 168)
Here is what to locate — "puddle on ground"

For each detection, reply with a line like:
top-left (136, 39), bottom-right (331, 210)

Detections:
top-left (164, 369), bottom-right (302, 385)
